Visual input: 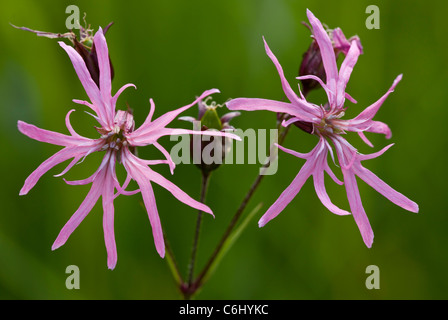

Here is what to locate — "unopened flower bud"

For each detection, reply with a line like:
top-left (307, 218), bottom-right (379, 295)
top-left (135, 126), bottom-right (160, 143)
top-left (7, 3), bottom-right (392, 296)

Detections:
top-left (295, 23), bottom-right (363, 135)
top-left (11, 18), bottom-right (115, 87)
top-left (299, 40), bottom-right (326, 96)
top-left (298, 23), bottom-right (363, 96)
top-left (73, 22), bottom-right (115, 87)
top-left (200, 107), bottom-right (222, 131)
top-left (331, 27), bottom-right (363, 57)
top-left (179, 98), bottom-right (240, 174)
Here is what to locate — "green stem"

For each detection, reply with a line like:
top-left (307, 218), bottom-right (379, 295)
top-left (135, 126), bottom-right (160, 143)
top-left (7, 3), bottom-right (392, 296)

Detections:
top-left (191, 114), bottom-right (292, 293)
top-left (183, 171), bottom-right (211, 299)
top-left (164, 233), bottom-right (184, 286)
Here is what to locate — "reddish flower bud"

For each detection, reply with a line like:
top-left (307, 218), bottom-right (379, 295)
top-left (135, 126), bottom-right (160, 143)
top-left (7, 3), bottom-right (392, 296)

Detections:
top-left (298, 22), bottom-right (363, 96)
top-left (11, 20), bottom-right (115, 87)
top-left (294, 22), bottom-right (364, 134)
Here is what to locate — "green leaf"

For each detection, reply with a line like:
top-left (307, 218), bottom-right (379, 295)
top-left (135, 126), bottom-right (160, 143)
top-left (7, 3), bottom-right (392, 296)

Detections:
top-left (201, 202), bottom-right (263, 285)
top-left (164, 242), bottom-right (183, 286)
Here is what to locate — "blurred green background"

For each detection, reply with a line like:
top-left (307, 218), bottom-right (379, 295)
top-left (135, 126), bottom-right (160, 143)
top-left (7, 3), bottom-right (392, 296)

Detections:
top-left (0, 0), bottom-right (447, 299)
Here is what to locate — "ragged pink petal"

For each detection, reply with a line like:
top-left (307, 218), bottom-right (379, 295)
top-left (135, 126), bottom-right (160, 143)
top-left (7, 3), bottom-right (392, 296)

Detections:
top-left (128, 127), bottom-right (241, 148)
top-left (93, 28), bottom-right (112, 115)
top-left (364, 121), bottom-right (392, 139)
top-left (276, 143), bottom-right (312, 160)
top-left (71, 100), bottom-right (109, 129)
top-left (349, 74), bottom-right (402, 126)
top-left (297, 75), bottom-right (333, 104)
top-left (358, 132), bottom-right (374, 148)
top-left (334, 136), bottom-right (418, 246)
top-left (63, 174), bottom-right (97, 186)
top-left (263, 37), bottom-right (321, 117)
top-left (20, 143), bottom-right (101, 195)
top-left (345, 92), bottom-right (357, 104)
top-left (341, 168), bottom-right (374, 248)
top-left (134, 98), bottom-right (156, 135)
top-left (53, 155), bottom-right (82, 177)
top-left (102, 157), bottom-right (117, 270)
top-left (18, 120), bottom-right (83, 147)
top-left (121, 145), bottom-right (216, 258)
top-left (357, 143), bottom-right (394, 161)
top-left (64, 110), bottom-right (84, 139)
top-left (178, 116), bottom-right (197, 123)
top-left (313, 143), bottom-right (350, 215)
top-left (163, 128), bottom-right (242, 142)
top-left (306, 9), bottom-right (339, 95)
top-left (123, 148), bottom-right (214, 216)
top-left (226, 98), bottom-right (318, 123)
top-left (111, 83), bottom-right (137, 109)
top-left (262, 138), bottom-right (348, 224)
top-left (59, 41), bottom-right (107, 122)
top-left (62, 146), bottom-right (114, 186)
top-left (324, 162), bottom-right (344, 186)
top-left (121, 152), bottom-right (165, 258)
top-left (113, 172), bottom-right (141, 199)
top-left (281, 116), bottom-right (302, 128)
top-left (141, 182), bottom-right (165, 258)
top-left (148, 167), bottom-right (214, 217)
top-left (331, 28), bottom-right (363, 55)
top-left (131, 89), bottom-right (220, 137)
top-left (153, 142), bottom-right (176, 174)
top-left (52, 164), bottom-right (107, 250)
top-left (336, 41), bottom-right (361, 109)
top-left (332, 136), bottom-right (374, 247)
top-left (353, 162), bottom-right (419, 213)
top-left (220, 111), bottom-right (241, 124)
top-left (259, 160), bottom-right (314, 227)
top-left (313, 169), bottom-right (350, 216)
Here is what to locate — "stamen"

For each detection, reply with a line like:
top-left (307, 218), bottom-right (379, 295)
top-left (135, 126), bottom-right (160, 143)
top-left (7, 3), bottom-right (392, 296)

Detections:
top-left (99, 111), bottom-right (135, 153)
top-left (202, 96), bottom-right (224, 109)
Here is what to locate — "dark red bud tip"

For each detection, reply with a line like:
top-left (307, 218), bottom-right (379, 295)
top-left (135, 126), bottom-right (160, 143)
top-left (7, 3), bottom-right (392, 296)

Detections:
top-left (293, 120), bottom-right (314, 134)
top-left (298, 41), bottom-right (326, 96)
top-left (74, 30), bottom-right (115, 87)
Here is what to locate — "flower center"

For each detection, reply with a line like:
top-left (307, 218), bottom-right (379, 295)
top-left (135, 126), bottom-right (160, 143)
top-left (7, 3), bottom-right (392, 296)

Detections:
top-left (98, 110), bottom-right (135, 151)
top-left (102, 127), bottom-right (128, 151)
top-left (314, 112), bottom-right (345, 136)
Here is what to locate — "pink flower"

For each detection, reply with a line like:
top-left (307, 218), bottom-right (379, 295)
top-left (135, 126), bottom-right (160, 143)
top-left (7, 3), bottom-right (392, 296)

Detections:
top-left (299, 19), bottom-right (363, 96)
top-left (330, 27), bottom-right (363, 56)
top-left (227, 9), bottom-right (418, 247)
top-left (19, 28), bottom-right (239, 269)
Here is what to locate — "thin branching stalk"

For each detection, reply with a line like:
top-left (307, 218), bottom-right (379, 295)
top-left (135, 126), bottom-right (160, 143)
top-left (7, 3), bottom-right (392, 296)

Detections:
top-left (191, 120), bottom-right (291, 293)
top-left (182, 171), bottom-right (211, 299)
